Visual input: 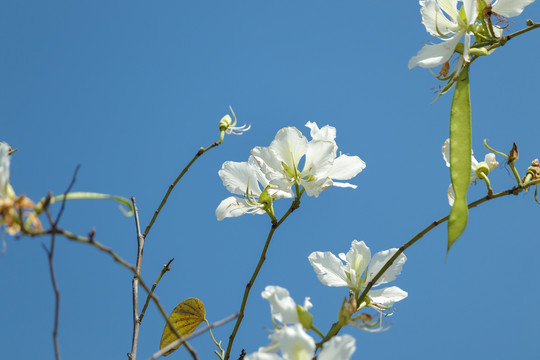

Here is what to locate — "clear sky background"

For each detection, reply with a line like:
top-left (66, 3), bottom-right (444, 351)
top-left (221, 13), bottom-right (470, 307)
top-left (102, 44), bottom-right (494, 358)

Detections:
top-left (1, 1), bottom-right (539, 359)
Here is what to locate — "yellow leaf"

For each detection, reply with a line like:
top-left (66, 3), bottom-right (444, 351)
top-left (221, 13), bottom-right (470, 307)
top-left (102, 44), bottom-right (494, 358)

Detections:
top-left (159, 298), bottom-right (206, 356)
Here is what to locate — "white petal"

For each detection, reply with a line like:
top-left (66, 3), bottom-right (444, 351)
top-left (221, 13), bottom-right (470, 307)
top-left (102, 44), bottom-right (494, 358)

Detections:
top-left (327, 154), bottom-right (366, 180)
top-left (0, 143), bottom-right (10, 198)
top-left (492, 0), bottom-right (535, 17)
top-left (308, 251), bottom-right (349, 288)
top-left (484, 153), bottom-right (499, 172)
top-left (317, 334), bottom-right (356, 360)
top-left (269, 127), bottom-right (309, 174)
top-left (252, 146), bottom-right (288, 183)
top-left (244, 353), bottom-right (282, 360)
top-left (305, 122), bottom-right (336, 142)
top-left (366, 249), bottom-right (406, 286)
top-left (275, 325), bottom-right (315, 360)
top-left (368, 286), bottom-right (408, 307)
top-left (344, 240), bottom-right (371, 281)
top-left (302, 140), bottom-right (336, 179)
top-left (262, 286), bottom-right (299, 325)
top-left (300, 176), bottom-right (333, 198)
top-left (442, 138), bottom-right (450, 167)
top-left (303, 297), bottom-right (312, 311)
top-left (331, 181), bottom-right (357, 189)
top-left (219, 159), bottom-right (263, 197)
top-left (447, 184), bottom-right (456, 206)
top-left (408, 33), bottom-right (462, 69)
top-left (421, 0), bottom-right (459, 36)
top-left (215, 196), bottom-right (264, 221)
top-left (463, 0), bottom-right (479, 27)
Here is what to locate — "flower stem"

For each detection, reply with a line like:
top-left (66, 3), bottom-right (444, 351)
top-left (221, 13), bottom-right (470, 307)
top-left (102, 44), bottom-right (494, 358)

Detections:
top-left (223, 195), bottom-right (303, 360)
top-left (142, 141), bottom-right (221, 239)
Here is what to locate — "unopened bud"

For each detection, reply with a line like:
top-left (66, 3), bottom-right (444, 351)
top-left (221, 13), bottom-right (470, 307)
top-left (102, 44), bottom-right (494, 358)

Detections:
top-left (296, 305), bottom-right (313, 330)
top-left (508, 143), bottom-right (519, 165)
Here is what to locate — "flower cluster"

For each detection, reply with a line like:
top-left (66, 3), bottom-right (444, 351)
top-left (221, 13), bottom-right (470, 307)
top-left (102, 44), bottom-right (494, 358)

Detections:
top-left (409, 0), bottom-right (536, 83)
top-left (0, 143), bottom-right (42, 235)
top-left (216, 122), bottom-right (366, 221)
top-left (246, 240), bottom-right (408, 359)
top-left (245, 286), bottom-right (356, 360)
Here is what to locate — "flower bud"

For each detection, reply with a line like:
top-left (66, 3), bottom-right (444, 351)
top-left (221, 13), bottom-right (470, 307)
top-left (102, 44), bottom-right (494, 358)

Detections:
top-left (469, 47), bottom-right (489, 56)
top-left (296, 304), bottom-right (313, 330)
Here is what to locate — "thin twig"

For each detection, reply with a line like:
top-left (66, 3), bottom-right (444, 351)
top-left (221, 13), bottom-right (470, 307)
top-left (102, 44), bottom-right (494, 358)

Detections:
top-left (139, 258), bottom-right (175, 323)
top-left (224, 197), bottom-right (301, 360)
top-left (42, 165), bottom-right (80, 360)
top-left (30, 227), bottom-right (199, 359)
top-left (128, 197), bottom-right (145, 360)
top-left (148, 313), bottom-right (239, 360)
top-left (142, 141), bottom-right (221, 239)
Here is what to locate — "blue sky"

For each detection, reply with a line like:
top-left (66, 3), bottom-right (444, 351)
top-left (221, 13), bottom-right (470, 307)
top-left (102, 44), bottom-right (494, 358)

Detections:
top-left (1, 1), bottom-right (539, 359)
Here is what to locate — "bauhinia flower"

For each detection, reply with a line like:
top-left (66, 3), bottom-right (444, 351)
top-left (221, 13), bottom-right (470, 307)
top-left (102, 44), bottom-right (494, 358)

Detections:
top-left (0, 143), bottom-right (42, 235)
top-left (262, 286), bottom-right (313, 329)
top-left (245, 323), bottom-right (356, 360)
top-left (442, 139), bottom-right (498, 205)
top-left (409, 0), bottom-right (536, 72)
top-left (216, 156), bottom-right (292, 220)
top-left (251, 122), bottom-right (366, 198)
top-left (219, 107), bottom-right (250, 142)
top-left (409, 0), bottom-right (478, 70)
top-left (308, 240), bottom-right (407, 309)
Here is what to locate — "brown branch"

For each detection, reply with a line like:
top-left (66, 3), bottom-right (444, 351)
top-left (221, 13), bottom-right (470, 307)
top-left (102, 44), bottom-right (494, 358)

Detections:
top-left (42, 165), bottom-right (81, 360)
top-left (128, 197), bottom-right (145, 360)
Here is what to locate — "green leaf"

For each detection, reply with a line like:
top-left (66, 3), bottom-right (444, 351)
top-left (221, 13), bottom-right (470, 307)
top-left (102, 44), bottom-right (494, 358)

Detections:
top-left (448, 66), bottom-right (472, 255)
top-left (159, 298), bottom-right (206, 356)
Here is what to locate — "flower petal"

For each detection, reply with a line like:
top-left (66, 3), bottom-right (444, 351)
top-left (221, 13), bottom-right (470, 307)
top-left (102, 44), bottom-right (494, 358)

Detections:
top-left (368, 286), bottom-right (408, 307)
top-left (442, 138), bottom-right (451, 167)
top-left (408, 33), bottom-right (462, 69)
top-left (308, 251), bottom-right (349, 287)
top-left (218, 158), bottom-right (265, 197)
top-left (215, 196), bottom-right (264, 221)
top-left (366, 248), bottom-right (406, 286)
top-left (274, 324), bottom-right (315, 360)
top-left (421, 0), bottom-right (460, 36)
top-left (302, 140), bottom-right (336, 179)
top-left (0, 143), bottom-right (10, 198)
top-left (318, 334), bottom-right (356, 360)
top-left (261, 286), bottom-right (299, 325)
top-left (344, 240), bottom-right (371, 281)
top-left (327, 154), bottom-right (366, 180)
top-left (492, 0), bottom-right (535, 17)
top-left (269, 127), bottom-right (309, 174)
top-left (447, 183), bottom-right (456, 206)
top-left (305, 122), bottom-right (336, 142)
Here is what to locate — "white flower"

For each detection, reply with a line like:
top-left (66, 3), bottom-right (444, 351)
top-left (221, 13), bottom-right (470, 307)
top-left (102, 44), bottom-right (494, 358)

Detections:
top-left (442, 139), bottom-right (498, 206)
top-left (219, 107), bottom-right (250, 141)
top-left (245, 324), bottom-right (356, 360)
top-left (0, 143), bottom-right (10, 199)
top-left (251, 122), bottom-right (365, 198)
top-left (409, 0), bottom-right (478, 69)
top-left (308, 240), bottom-right (407, 308)
top-left (215, 156), bottom-right (292, 220)
top-left (262, 286), bottom-right (312, 326)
